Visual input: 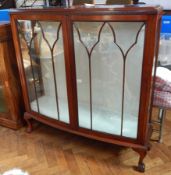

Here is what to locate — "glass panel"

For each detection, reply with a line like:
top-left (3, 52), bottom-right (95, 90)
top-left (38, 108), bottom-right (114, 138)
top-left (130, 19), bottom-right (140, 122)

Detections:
top-left (17, 20), bottom-right (69, 123)
top-left (91, 24), bottom-right (123, 135)
top-left (73, 23), bottom-right (92, 129)
top-left (74, 22), bottom-right (122, 134)
top-left (74, 21), bottom-right (145, 138)
top-left (17, 21), bottom-right (38, 113)
top-left (0, 82), bottom-right (9, 113)
top-left (122, 23), bottom-right (145, 138)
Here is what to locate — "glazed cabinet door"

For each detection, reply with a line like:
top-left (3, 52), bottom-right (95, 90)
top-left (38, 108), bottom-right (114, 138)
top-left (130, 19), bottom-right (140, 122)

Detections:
top-left (72, 18), bottom-right (146, 139)
top-left (17, 19), bottom-right (70, 124)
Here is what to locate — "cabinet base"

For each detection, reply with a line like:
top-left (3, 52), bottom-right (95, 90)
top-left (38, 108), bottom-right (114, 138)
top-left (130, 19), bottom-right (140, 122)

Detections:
top-left (0, 117), bottom-right (22, 130)
top-left (24, 112), bottom-right (150, 172)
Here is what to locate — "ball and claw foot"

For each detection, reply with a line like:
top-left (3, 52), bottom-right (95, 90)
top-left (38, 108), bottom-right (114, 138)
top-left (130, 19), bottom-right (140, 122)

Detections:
top-left (132, 148), bottom-right (147, 172)
top-left (137, 162), bottom-right (145, 173)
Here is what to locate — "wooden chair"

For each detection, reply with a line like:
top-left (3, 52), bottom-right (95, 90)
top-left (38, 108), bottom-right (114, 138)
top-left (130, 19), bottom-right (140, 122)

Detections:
top-left (106, 0), bottom-right (132, 5)
top-left (152, 67), bottom-right (171, 142)
top-left (73, 0), bottom-right (93, 5)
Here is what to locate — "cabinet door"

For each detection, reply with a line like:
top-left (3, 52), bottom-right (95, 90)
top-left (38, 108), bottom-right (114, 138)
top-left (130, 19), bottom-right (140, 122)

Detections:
top-left (17, 20), bottom-right (69, 124)
top-left (73, 21), bottom-right (145, 139)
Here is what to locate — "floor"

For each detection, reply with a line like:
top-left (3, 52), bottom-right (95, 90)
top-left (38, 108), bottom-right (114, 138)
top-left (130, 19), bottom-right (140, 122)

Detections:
top-left (0, 109), bottom-right (171, 175)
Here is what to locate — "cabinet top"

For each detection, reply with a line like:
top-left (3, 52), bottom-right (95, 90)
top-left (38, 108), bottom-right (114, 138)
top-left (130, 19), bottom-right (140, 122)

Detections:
top-left (10, 4), bottom-right (162, 16)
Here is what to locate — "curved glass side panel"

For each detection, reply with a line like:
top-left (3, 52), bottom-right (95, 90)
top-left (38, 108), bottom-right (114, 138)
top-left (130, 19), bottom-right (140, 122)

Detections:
top-left (17, 20), bottom-right (69, 123)
top-left (73, 21), bottom-right (145, 138)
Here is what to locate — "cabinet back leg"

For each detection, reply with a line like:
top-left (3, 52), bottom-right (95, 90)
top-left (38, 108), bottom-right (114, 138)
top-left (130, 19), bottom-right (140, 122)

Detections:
top-left (24, 113), bottom-right (33, 133)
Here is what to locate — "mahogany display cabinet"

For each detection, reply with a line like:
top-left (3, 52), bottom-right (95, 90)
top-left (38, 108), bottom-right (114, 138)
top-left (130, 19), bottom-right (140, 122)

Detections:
top-left (10, 5), bottom-right (162, 172)
top-left (0, 22), bottom-right (23, 129)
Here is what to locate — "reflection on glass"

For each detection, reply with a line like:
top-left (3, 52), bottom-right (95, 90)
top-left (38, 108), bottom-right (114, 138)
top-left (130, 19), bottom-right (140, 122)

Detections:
top-left (17, 20), bottom-right (69, 123)
top-left (74, 22), bottom-right (145, 138)
top-left (0, 83), bottom-right (9, 113)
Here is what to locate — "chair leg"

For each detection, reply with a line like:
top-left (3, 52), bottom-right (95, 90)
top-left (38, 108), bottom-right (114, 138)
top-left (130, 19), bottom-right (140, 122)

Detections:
top-left (158, 109), bottom-right (166, 143)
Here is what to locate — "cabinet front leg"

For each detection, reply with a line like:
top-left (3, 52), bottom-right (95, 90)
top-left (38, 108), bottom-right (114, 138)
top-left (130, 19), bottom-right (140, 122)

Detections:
top-left (24, 113), bottom-right (33, 133)
top-left (132, 148), bottom-right (147, 173)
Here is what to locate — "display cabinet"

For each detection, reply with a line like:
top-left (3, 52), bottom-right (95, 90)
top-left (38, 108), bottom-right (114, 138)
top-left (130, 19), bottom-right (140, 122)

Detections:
top-left (0, 22), bottom-right (23, 129)
top-left (10, 5), bottom-right (162, 172)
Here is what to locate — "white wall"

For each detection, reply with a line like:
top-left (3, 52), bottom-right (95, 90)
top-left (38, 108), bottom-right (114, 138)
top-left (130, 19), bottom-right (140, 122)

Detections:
top-left (95, 0), bottom-right (171, 9)
top-left (139, 0), bottom-right (171, 10)
top-left (94, 0), bottom-right (106, 4)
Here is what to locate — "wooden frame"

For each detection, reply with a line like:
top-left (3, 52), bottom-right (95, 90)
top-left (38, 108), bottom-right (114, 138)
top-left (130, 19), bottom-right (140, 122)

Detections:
top-left (10, 5), bottom-right (162, 172)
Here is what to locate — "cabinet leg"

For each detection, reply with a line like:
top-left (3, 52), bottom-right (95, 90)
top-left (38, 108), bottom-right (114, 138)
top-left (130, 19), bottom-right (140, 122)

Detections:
top-left (24, 113), bottom-right (33, 133)
top-left (132, 148), bottom-right (147, 173)
top-left (147, 143), bottom-right (151, 151)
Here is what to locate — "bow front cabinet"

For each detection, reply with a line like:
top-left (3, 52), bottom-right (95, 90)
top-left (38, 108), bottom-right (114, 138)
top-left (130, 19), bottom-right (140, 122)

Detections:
top-left (10, 5), bottom-right (162, 172)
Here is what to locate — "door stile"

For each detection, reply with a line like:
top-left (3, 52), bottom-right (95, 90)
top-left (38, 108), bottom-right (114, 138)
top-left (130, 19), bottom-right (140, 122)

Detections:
top-left (62, 15), bottom-right (79, 129)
